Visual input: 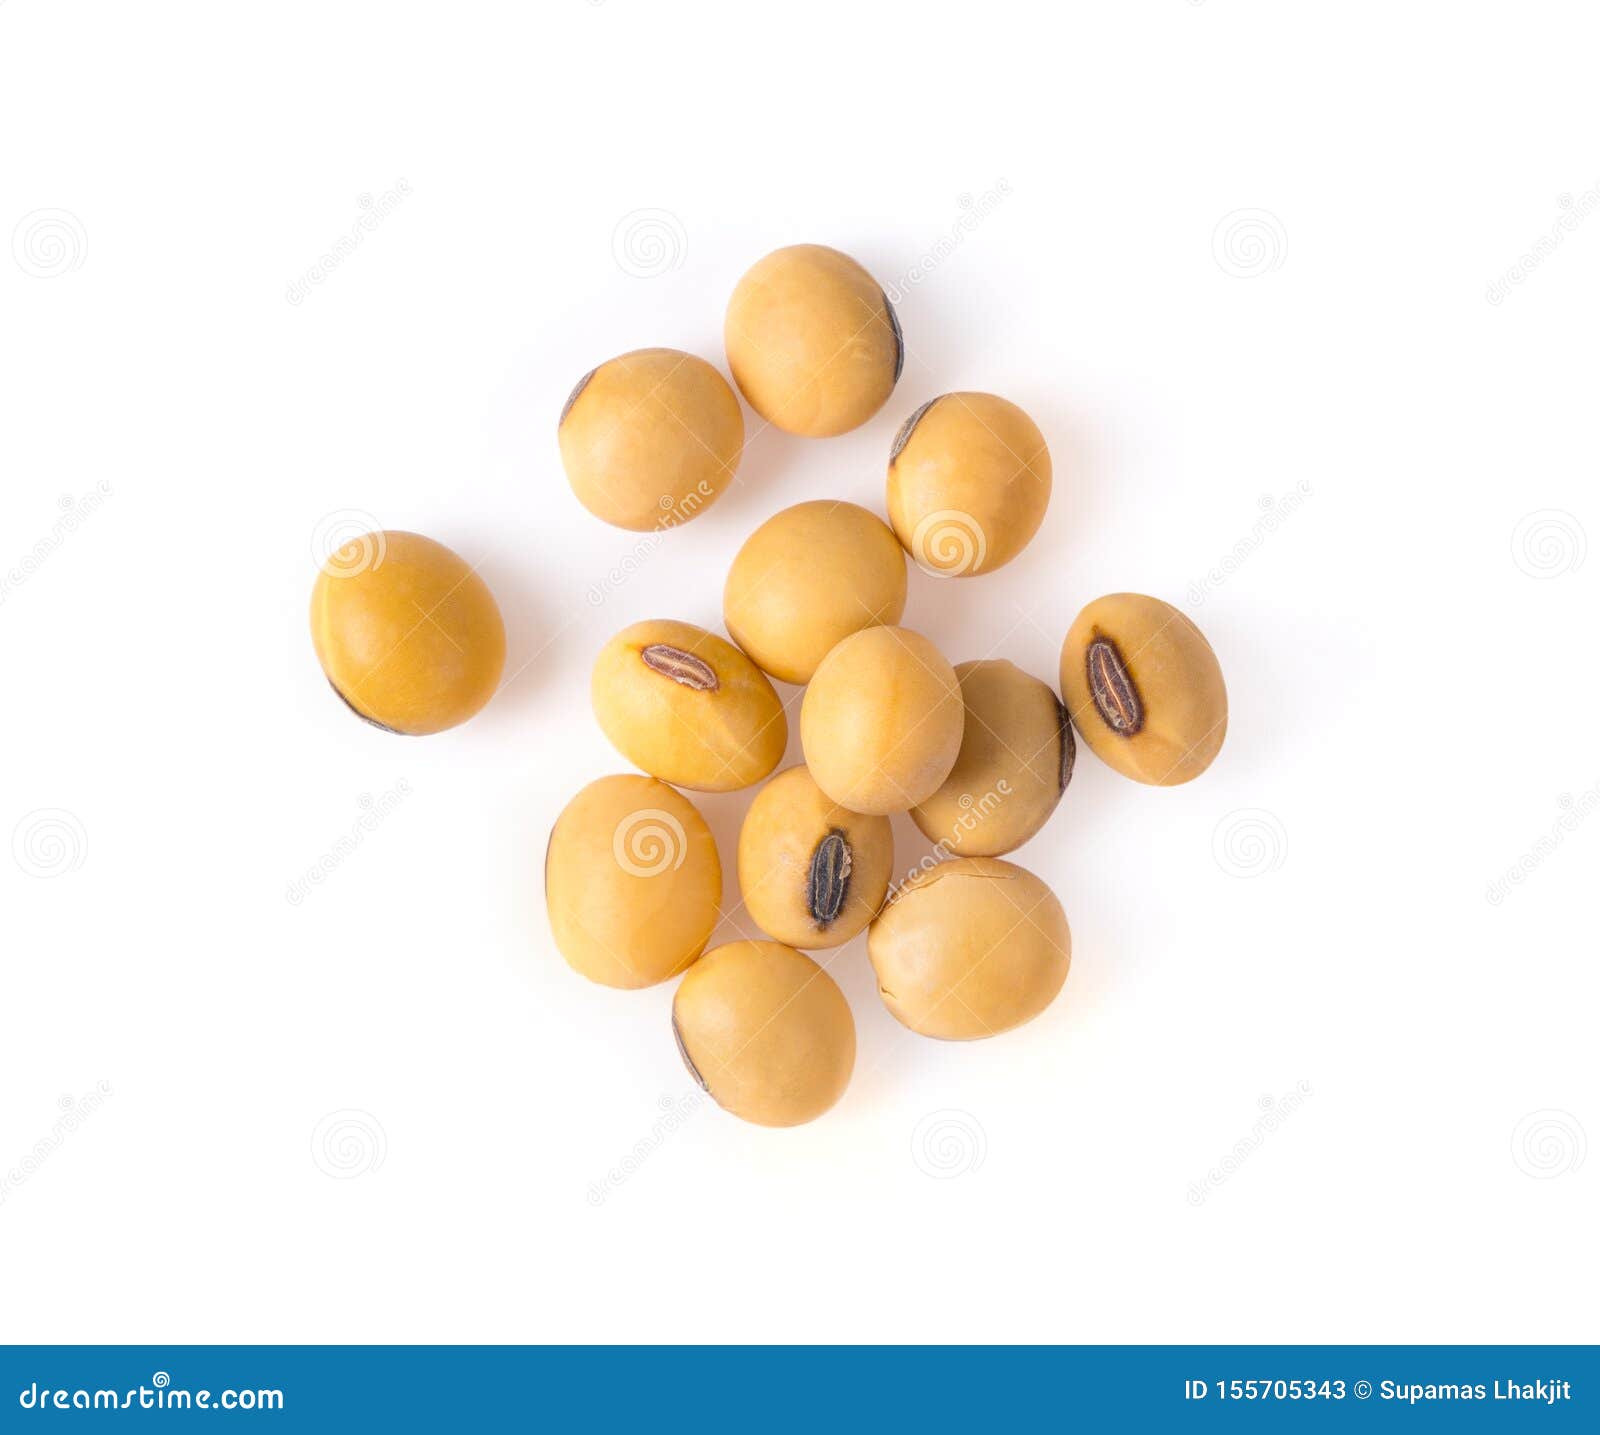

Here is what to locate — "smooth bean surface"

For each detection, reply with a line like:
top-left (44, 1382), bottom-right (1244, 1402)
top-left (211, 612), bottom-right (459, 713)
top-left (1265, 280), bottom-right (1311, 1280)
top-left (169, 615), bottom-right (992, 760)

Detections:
top-left (546, 774), bottom-right (721, 990)
top-left (592, 619), bottom-right (787, 792)
top-left (886, 392), bottom-right (1051, 576)
top-left (559, 347), bottom-right (743, 531)
top-left (799, 625), bottom-right (963, 815)
top-left (672, 940), bottom-right (855, 1127)
top-left (738, 765), bottom-right (893, 948)
top-left (911, 659), bottom-right (1072, 856)
top-left (725, 244), bottom-right (902, 437)
top-left (310, 529), bottom-right (504, 735)
top-left (868, 857), bottom-right (1071, 1040)
top-left (723, 500), bottom-right (907, 685)
top-left (1059, 592), bottom-right (1227, 786)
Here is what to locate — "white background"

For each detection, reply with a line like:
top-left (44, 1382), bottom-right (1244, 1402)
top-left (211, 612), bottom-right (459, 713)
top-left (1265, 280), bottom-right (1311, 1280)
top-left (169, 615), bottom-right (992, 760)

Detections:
top-left (1, 1), bottom-right (1595, 1344)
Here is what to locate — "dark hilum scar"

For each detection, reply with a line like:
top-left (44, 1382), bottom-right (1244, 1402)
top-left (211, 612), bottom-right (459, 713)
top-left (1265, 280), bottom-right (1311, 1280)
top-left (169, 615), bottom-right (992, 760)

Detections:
top-left (559, 368), bottom-right (595, 426)
top-left (882, 291), bottom-right (905, 384)
top-left (639, 644), bottom-right (718, 691)
top-left (327, 678), bottom-right (405, 735)
top-left (890, 395), bottom-right (940, 463)
top-left (1086, 636), bottom-right (1144, 736)
top-left (1055, 695), bottom-right (1077, 791)
top-left (807, 829), bottom-right (852, 928)
top-left (672, 1010), bottom-right (708, 1092)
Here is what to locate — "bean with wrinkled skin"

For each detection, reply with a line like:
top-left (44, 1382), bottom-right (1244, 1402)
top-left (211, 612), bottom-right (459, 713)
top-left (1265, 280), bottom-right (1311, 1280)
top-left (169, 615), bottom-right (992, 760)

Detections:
top-left (559, 347), bottom-right (743, 531)
top-left (1059, 592), bottom-right (1227, 786)
top-left (738, 765), bottom-right (893, 948)
top-left (868, 857), bottom-right (1071, 1040)
top-left (886, 392), bottom-right (1051, 577)
top-left (911, 659), bottom-right (1072, 857)
top-left (310, 529), bottom-right (505, 735)
top-left (672, 940), bottom-right (855, 1127)
top-left (545, 774), bottom-right (721, 990)
top-left (723, 500), bottom-right (907, 685)
top-left (724, 245), bottom-right (902, 438)
top-left (799, 625), bottom-right (963, 815)
top-left (592, 619), bottom-right (787, 792)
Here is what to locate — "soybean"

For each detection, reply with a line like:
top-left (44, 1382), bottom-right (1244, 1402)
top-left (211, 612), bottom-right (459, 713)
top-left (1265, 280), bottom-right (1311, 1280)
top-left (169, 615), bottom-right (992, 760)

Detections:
top-left (672, 940), bottom-right (855, 1126)
top-left (738, 765), bottom-right (893, 948)
top-left (545, 774), bottom-right (721, 990)
top-left (310, 529), bottom-right (504, 735)
top-left (886, 392), bottom-right (1051, 576)
top-left (1059, 593), bottom-right (1227, 786)
top-left (799, 626), bottom-right (963, 815)
top-left (725, 244), bottom-right (902, 437)
top-left (911, 660), bottom-right (1073, 857)
top-left (723, 500), bottom-right (907, 684)
top-left (592, 619), bottom-right (787, 792)
top-left (868, 857), bottom-right (1071, 1040)
top-left (559, 348), bottom-right (743, 531)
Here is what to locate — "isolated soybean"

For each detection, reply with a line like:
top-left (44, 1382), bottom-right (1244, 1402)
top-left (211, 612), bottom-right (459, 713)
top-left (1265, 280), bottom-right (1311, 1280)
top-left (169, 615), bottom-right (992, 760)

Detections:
top-left (559, 348), bottom-right (743, 531)
top-left (672, 940), bottom-right (856, 1127)
top-left (738, 765), bottom-right (894, 949)
top-left (886, 392), bottom-right (1051, 577)
top-left (592, 619), bottom-right (787, 792)
top-left (545, 774), bottom-right (722, 990)
top-left (310, 529), bottom-right (505, 736)
top-left (725, 244), bottom-right (903, 438)
top-left (723, 500), bottom-right (908, 685)
top-left (1059, 592), bottom-right (1227, 786)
